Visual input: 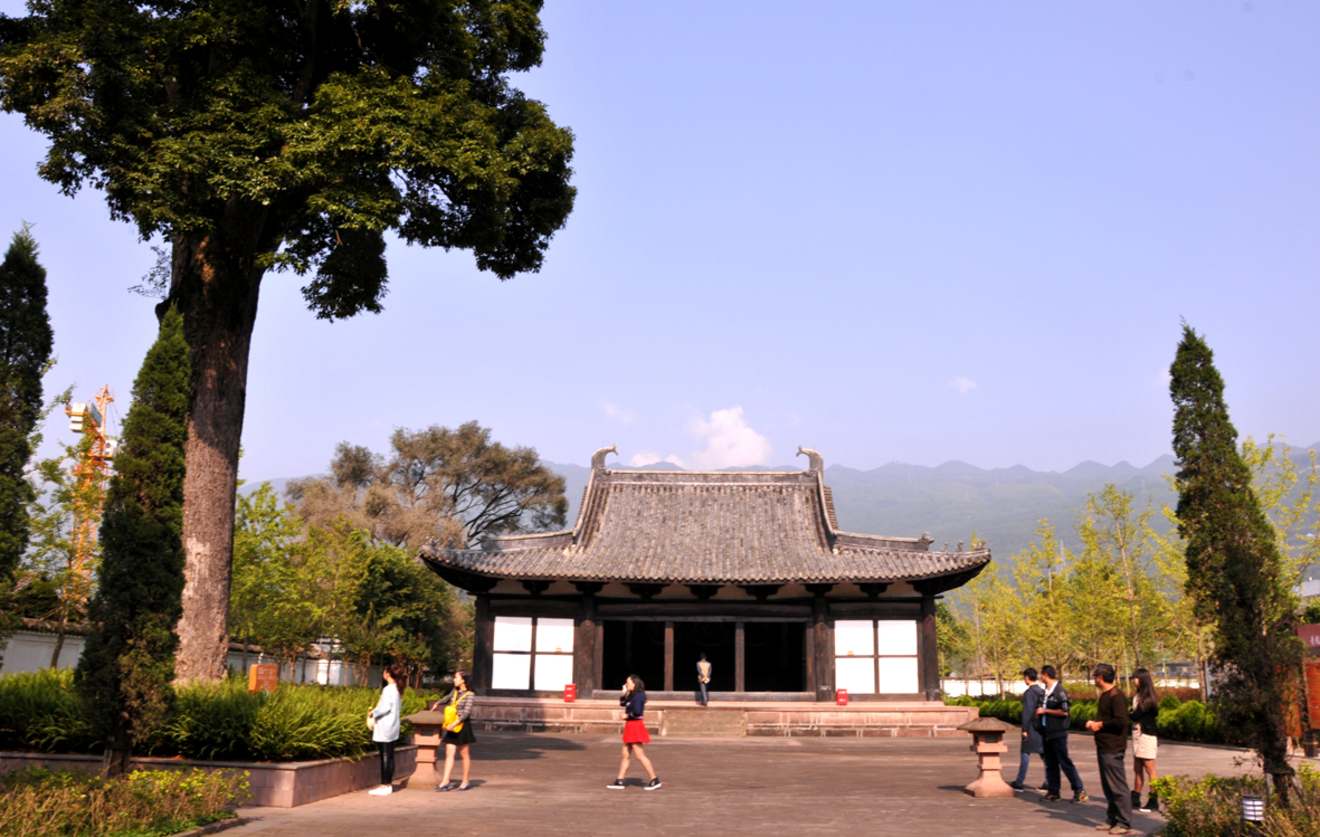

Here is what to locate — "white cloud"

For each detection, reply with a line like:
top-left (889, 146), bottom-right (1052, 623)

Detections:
top-left (629, 450), bottom-right (684, 468)
top-left (600, 399), bottom-right (636, 425)
top-left (948, 376), bottom-right (978, 395)
top-left (684, 406), bottom-right (773, 470)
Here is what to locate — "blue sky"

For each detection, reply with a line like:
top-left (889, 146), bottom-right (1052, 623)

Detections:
top-left (2, 1), bottom-right (1317, 480)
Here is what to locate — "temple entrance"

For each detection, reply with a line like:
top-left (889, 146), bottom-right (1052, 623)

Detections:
top-left (744, 621), bottom-right (805, 692)
top-left (672, 622), bottom-right (735, 692)
top-left (602, 620), bottom-right (805, 695)
top-left (601, 620), bottom-right (666, 692)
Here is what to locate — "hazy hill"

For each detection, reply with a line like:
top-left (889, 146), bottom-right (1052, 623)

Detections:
top-left (540, 458), bottom-right (1180, 560)
top-left (246, 443), bottom-right (1316, 563)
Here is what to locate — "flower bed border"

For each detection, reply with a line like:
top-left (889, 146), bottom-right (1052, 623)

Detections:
top-left (0, 745), bottom-right (416, 808)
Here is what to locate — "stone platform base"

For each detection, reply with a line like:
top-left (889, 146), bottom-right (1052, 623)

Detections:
top-left (473, 698), bottom-right (975, 738)
top-left (0, 746), bottom-right (416, 808)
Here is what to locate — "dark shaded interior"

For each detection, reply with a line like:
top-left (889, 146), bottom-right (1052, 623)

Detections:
top-left (743, 621), bottom-right (805, 692)
top-left (673, 622), bottom-right (736, 692)
top-left (603, 620), bottom-right (804, 693)
top-left (601, 620), bottom-right (666, 692)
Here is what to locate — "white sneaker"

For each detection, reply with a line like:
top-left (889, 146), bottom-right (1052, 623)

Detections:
top-left (368, 786), bottom-right (393, 795)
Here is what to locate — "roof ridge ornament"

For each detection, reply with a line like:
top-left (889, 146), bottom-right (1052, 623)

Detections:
top-left (796, 446), bottom-right (824, 472)
top-left (591, 445), bottom-right (618, 470)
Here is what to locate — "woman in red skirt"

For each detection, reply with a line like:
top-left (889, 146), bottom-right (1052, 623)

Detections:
top-left (607, 675), bottom-right (661, 790)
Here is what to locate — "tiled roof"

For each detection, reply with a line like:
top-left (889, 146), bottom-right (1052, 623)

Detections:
top-left (419, 456), bottom-right (991, 587)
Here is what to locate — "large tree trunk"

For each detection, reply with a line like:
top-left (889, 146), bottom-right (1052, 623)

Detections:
top-left (164, 206), bottom-right (272, 683)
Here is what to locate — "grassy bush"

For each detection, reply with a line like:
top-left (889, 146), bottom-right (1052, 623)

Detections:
top-left (1156, 699), bottom-right (1224, 745)
top-left (168, 678), bottom-right (431, 761)
top-left (0, 669), bottom-right (432, 762)
top-left (945, 690), bottom-right (1228, 744)
top-left (0, 766), bottom-right (248, 837)
top-left (1151, 765), bottom-right (1320, 837)
top-left (0, 669), bottom-right (98, 753)
top-left (1152, 772), bottom-right (1266, 837)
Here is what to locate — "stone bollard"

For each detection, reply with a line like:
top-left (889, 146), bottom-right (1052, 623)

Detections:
top-left (404, 709), bottom-right (448, 787)
top-left (956, 717), bottom-right (1017, 798)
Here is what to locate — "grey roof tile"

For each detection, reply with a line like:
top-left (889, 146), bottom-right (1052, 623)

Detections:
top-left (419, 467), bottom-right (991, 585)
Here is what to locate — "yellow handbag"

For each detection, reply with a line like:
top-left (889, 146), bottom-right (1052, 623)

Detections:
top-left (443, 691), bottom-right (466, 733)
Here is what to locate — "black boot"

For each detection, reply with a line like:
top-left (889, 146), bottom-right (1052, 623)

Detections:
top-left (1140, 792), bottom-right (1159, 813)
top-left (1131, 790), bottom-right (1142, 810)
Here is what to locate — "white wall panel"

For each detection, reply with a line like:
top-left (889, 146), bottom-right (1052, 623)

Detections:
top-left (878, 657), bottom-right (920, 694)
top-left (491, 652), bottom-right (531, 689)
top-left (833, 620), bottom-right (874, 657)
top-left (876, 620), bottom-right (917, 656)
top-left (535, 618), bottom-right (575, 653)
top-left (835, 656), bottom-right (876, 694)
top-left (533, 654), bottom-right (574, 691)
top-left (493, 616), bottom-right (532, 652)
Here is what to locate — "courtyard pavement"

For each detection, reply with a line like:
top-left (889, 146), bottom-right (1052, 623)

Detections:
top-left (227, 732), bottom-right (1271, 837)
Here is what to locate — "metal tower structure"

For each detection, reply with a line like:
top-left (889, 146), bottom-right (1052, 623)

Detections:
top-left (64, 385), bottom-right (116, 601)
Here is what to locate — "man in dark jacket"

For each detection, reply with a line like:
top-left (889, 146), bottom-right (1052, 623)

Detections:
top-left (1009, 667), bottom-right (1045, 791)
top-left (1035, 665), bottom-right (1088, 803)
top-left (1085, 664), bottom-right (1133, 835)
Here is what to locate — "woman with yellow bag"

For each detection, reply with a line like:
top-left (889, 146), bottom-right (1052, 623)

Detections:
top-left (434, 670), bottom-right (476, 791)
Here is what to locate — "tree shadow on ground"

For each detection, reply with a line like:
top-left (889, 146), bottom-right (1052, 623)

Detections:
top-left (473, 733), bottom-right (590, 761)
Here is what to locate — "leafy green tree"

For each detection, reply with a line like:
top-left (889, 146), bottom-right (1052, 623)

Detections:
top-left (1076, 485), bottom-right (1166, 672)
top-left (230, 483), bottom-right (318, 673)
top-left (954, 565), bottom-right (1021, 696)
top-left (1239, 435), bottom-right (1319, 590)
top-left (1170, 324), bottom-right (1302, 800)
top-left (76, 308), bottom-right (190, 767)
top-left (0, 225), bottom-right (53, 588)
top-left (1007, 520), bottom-right (1080, 679)
top-left (1, 1), bottom-right (577, 682)
top-left (935, 600), bottom-right (970, 678)
top-left (289, 421), bottom-right (568, 549)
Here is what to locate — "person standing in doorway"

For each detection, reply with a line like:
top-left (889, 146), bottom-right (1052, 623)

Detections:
top-left (1129, 668), bottom-right (1160, 813)
top-left (696, 654), bottom-right (712, 707)
top-left (1036, 665), bottom-right (1088, 804)
top-left (1009, 667), bottom-right (1045, 791)
top-left (434, 669), bottom-right (476, 792)
top-left (607, 675), bottom-right (661, 790)
top-left (366, 662), bottom-right (404, 796)
top-left (1086, 663), bottom-right (1133, 835)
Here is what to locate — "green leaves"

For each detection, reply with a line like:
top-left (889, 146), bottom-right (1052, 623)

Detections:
top-left (77, 306), bottom-right (191, 753)
top-left (1169, 324), bottom-right (1302, 786)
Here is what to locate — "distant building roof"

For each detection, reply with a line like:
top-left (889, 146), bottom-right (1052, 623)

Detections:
top-left (419, 447), bottom-right (991, 592)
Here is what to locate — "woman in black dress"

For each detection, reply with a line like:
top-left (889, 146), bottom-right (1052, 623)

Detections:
top-left (435, 669), bottom-right (476, 791)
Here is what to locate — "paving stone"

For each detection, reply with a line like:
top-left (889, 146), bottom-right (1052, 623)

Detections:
top-left (226, 731), bottom-right (1276, 837)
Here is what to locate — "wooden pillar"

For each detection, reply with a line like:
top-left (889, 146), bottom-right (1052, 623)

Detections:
top-left (812, 597), bottom-right (833, 702)
top-left (574, 595), bottom-right (598, 699)
top-left (735, 621), bottom-right (745, 693)
top-left (919, 596), bottom-right (941, 701)
top-left (472, 595), bottom-right (493, 696)
top-left (663, 621), bottom-right (675, 692)
top-left (595, 622), bottom-right (604, 691)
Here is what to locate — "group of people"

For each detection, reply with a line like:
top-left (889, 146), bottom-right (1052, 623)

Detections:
top-left (1011, 664), bottom-right (1162, 836)
top-left (364, 666), bottom-right (662, 796)
top-left (366, 664), bottom-right (476, 796)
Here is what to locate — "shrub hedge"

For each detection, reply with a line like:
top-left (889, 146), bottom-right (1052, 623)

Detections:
top-left (946, 690), bottom-right (1224, 744)
top-left (0, 668), bottom-right (434, 761)
top-left (0, 766), bottom-right (248, 837)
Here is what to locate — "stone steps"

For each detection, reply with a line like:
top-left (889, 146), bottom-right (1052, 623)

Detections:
top-left (662, 709), bottom-right (747, 737)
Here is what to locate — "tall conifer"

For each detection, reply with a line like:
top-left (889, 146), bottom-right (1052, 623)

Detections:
top-left (1170, 323), bottom-right (1301, 797)
top-left (77, 308), bottom-right (190, 766)
top-left (0, 226), bottom-right (53, 583)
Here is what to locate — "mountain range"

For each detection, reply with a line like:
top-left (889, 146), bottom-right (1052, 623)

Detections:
top-left (247, 443), bottom-right (1318, 563)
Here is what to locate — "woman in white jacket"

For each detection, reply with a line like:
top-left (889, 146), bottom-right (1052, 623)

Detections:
top-left (367, 663), bottom-right (405, 796)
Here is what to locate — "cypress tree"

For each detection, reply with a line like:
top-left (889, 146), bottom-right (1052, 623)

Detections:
top-left (1170, 323), bottom-right (1302, 799)
top-left (77, 307), bottom-right (190, 767)
top-left (0, 226), bottom-right (53, 583)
